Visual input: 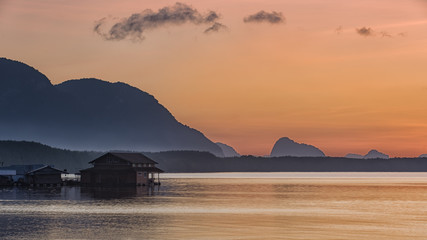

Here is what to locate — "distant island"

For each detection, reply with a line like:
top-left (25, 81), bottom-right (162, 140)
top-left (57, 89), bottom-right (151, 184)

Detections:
top-left (270, 137), bottom-right (325, 157)
top-left (345, 150), bottom-right (389, 159)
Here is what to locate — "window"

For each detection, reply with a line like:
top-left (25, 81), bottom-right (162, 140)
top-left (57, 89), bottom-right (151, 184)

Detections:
top-left (144, 172), bottom-right (147, 178)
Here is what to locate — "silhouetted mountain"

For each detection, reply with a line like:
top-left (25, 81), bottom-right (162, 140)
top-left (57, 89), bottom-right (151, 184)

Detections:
top-left (364, 150), bottom-right (389, 159)
top-left (216, 142), bottom-right (240, 157)
top-left (270, 137), bottom-right (325, 157)
top-left (419, 154), bottom-right (427, 158)
top-left (345, 153), bottom-right (364, 159)
top-left (0, 58), bottom-right (223, 156)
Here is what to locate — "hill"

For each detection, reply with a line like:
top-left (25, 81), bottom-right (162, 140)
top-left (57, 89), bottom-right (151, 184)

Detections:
top-left (0, 58), bottom-right (223, 156)
top-left (364, 150), bottom-right (389, 159)
top-left (0, 141), bottom-right (100, 172)
top-left (2, 141), bottom-right (427, 173)
top-left (270, 137), bottom-right (325, 157)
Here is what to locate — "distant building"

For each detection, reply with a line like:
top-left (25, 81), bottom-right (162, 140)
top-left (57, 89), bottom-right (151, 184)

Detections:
top-left (0, 169), bottom-right (15, 186)
top-left (80, 152), bottom-right (164, 186)
top-left (25, 165), bottom-right (66, 187)
top-left (0, 164), bottom-right (44, 183)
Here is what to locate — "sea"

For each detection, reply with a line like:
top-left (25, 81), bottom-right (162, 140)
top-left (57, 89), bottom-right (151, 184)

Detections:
top-left (2, 172), bottom-right (427, 240)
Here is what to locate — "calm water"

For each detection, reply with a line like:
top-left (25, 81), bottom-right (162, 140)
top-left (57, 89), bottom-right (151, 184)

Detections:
top-left (3, 173), bottom-right (427, 239)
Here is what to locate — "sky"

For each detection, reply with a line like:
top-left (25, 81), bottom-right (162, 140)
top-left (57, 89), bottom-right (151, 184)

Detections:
top-left (1, 0), bottom-right (427, 157)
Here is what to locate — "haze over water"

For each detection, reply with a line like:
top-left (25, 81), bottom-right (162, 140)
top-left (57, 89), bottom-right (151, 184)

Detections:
top-left (2, 173), bottom-right (427, 239)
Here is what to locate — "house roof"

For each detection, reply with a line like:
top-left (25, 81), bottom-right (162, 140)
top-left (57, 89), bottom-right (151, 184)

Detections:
top-left (89, 152), bottom-right (158, 164)
top-left (26, 165), bottom-right (67, 175)
top-left (133, 167), bottom-right (164, 173)
top-left (80, 166), bottom-right (164, 173)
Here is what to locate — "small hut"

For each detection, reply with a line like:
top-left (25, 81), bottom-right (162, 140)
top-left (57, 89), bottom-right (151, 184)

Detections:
top-left (25, 165), bottom-right (66, 187)
top-left (80, 152), bottom-right (163, 187)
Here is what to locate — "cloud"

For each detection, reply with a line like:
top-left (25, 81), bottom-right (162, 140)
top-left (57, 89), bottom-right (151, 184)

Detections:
top-left (94, 2), bottom-right (225, 41)
top-left (397, 32), bottom-right (407, 37)
top-left (243, 11), bottom-right (285, 24)
top-left (379, 31), bottom-right (392, 38)
top-left (355, 27), bottom-right (408, 38)
top-left (204, 22), bottom-right (228, 34)
top-left (356, 27), bottom-right (374, 37)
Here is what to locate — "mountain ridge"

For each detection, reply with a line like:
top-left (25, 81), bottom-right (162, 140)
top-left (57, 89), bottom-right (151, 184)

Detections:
top-left (216, 142), bottom-right (240, 157)
top-left (0, 58), bottom-right (223, 156)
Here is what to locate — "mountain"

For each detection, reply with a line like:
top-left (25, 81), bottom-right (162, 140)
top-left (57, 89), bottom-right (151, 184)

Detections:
top-left (0, 58), bottom-right (223, 156)
top-left (270, 137), bottom-right (325, 157)
top-left (364, 150), bottom-right (389, 159)
top-left (216, 142), bottom-right (240, 157)
top-left (345, 153), bottom-right (364, 159)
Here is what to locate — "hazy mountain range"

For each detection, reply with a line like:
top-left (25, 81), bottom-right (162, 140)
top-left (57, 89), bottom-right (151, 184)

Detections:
top-left (0, 58), bottom-right (223, 156)
top-left (1, 141), bottom-right (427, 173)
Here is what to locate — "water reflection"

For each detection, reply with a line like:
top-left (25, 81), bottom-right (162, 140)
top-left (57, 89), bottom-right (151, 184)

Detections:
top-left (3, 176), bottom-right (427, 239)
top-left (81, 186), bottom-right (161, 199)
top-left (0, 185), bottom-right (162, 200)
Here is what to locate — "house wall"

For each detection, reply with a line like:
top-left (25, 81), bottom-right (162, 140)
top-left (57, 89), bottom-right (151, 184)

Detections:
top-left (27, 174), bottom-right (62, 185)
top-left (136, 171), bottom-right (148, 186)
top-left (0, 176), bottom-right (12, 186)
top-left (81, 170), bottom-right (137, 186)
top-left (80, 171), bottom-right (91, 184)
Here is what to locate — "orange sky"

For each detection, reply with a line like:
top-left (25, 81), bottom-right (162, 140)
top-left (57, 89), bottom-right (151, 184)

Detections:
top-left (1, 0), bottom-right (427, 157)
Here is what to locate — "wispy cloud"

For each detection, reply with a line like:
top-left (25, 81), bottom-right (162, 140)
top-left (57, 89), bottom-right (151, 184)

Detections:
top-left (379, 31), bottom-right (392, 38)
top-left (243, 11), bottom-right (285, 24)
top-left (397, 32), bottom-right (407, 37)
top-left (355, 26), bottom-right (407, 38)
top-left (94, 2), bottom-right (225, 41)
top-left (204, 22), bottom-right (228, 34)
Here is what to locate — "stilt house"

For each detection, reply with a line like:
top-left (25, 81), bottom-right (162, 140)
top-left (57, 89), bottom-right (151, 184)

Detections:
top-left (80, 152), bottom-right (163, 186)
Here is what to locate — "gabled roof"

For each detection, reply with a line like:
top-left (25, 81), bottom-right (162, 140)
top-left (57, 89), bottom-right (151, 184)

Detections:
top-left (80, 166), bottom-right (164, 173)
top-left (89, 152), bottom-right (158, 164)
top-left (26, 165), bottom-right (67, 175)
top-left (133, 167), bottom-right (164, 173)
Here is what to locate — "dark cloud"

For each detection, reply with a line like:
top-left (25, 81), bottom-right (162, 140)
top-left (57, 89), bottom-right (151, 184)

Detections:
top-left (356, 27), bottom-right (374, 37)
top-left (94, 2), bottom-right (224, 41)
top-left (355, 27), bottom-right (407, 38)
top-left (243, 11), bottom-right (285, 24)
top-left (204, 22), bottom-right (227, 34)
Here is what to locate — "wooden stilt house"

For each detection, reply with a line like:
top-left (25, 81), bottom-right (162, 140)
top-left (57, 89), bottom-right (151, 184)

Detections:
top-left (80, 152), bottom-right (163, 186)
